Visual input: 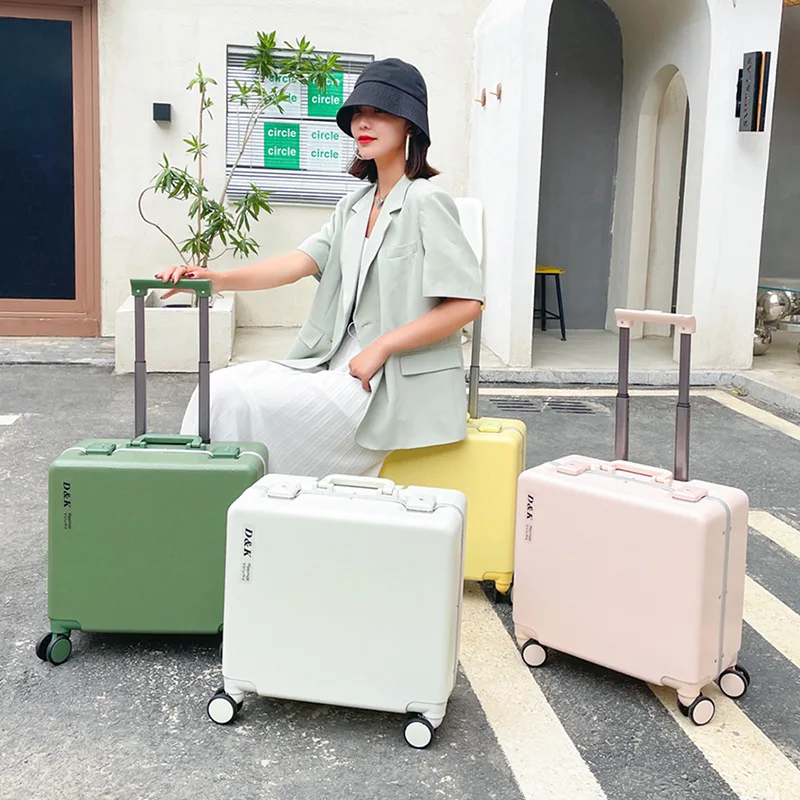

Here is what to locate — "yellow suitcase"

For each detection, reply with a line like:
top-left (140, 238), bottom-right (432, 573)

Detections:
top-left (381, 313), bottom-right (526, 599)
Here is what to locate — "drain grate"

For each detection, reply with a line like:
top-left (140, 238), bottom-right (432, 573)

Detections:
top-left (488, 397), bottom-right (606, 415)
top-left (548, 399), bottom-right (598, 415)
top-left (489, 397), bottom-right (545, 413)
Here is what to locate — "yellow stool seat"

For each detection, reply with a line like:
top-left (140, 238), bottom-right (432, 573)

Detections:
top-left (533, 265), bottom-right (567, 340)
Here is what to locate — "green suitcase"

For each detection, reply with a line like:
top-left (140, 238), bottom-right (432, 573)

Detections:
top-left (36, 279), bottom-right (268, 665)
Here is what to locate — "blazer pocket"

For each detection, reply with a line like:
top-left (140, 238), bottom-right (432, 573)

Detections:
top-left (384, 241), bottom-right (418, 259)
top-left (399, 345), bottom-right (463, 376)
top-left (298, 320), bottom-right (325, 349)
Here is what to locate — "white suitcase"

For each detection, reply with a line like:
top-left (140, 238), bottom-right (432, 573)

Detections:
top-left (207, 474), bottom-right (467, 749)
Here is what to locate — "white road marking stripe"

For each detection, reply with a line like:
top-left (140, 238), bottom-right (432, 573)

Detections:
top-left (0, 414), bottom-right (20, 426)
top-left (744, 576), bottom-right (800, 669)
top-left (459, 584), bottom-right (606, 800)
top-left (749, 511), bottom-right (800, 562)
top-left (650, 681), bottom-right (800, 800)
top-left (704, 390), bottom-right (800, 444)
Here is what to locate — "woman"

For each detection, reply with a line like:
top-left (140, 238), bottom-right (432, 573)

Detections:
top-left (156, 58), bottom-right (483, 478)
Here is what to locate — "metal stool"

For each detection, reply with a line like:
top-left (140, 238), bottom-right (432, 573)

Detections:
top-left (533, 266), bottom-right (567, 341)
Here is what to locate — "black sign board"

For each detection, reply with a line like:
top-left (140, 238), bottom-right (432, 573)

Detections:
top-left (736, 51), bottom-right (771, 132)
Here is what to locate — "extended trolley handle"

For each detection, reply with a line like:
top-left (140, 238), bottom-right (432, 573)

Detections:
top-left (130, 279), bottom-right (213, 443)
top-left (614, 309), bottom-right (697, 483)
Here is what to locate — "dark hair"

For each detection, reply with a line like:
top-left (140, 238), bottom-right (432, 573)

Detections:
top-left (347, 125), bottom-right (439, 182)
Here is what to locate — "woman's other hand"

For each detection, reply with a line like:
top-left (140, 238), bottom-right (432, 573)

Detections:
top-left (348, 341), bottom-right (390, 392)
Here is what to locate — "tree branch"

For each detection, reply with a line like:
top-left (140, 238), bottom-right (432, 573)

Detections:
top-left (219, 99), bottom-right (266, 205)
top-left (207, 247), bottom-right (234, 262)
top-left (137, 187), bottom-right (190, 265)
top-left (197, 85), bottom-right (206, 267)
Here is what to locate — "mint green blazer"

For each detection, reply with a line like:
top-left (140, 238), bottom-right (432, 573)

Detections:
top-left (282, 175), bottom-right (483, 451)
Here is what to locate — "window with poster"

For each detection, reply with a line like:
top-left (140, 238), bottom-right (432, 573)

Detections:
top-left (225, 46), bottom-right (374, 206)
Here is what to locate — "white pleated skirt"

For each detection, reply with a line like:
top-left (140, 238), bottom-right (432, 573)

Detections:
top-left (180, 329), bottom-right (391, 478)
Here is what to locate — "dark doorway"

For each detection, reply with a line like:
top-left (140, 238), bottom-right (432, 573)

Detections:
top-left (534, 0), bottom-right (623, 339)
top-left (0, 1), bottom-right (99, 336)
top-left (0, 17), bottom-right (76, 300)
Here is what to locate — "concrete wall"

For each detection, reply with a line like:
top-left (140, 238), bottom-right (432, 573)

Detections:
top-left (98, 0), bottom-right (490, 337)
top-left (472, 0), bottom-right (784, 369)
top-left (535, 0), bottom-right (622, 332)
top-left (760, 7), bottom-right (800, 282)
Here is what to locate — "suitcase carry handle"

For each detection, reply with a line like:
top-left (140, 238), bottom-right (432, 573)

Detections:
top-left (130, 278), bottom-right (214, 444)
top-left (614, 308), bottom-right (696, 483)
top-left (598, 460), bottom-right (674, 487)
top-left (131, 278), bottom-right (214, 298)
top-left (129, 433), bottom-right (205, 449)
top-left (317, 475), bottom-right (397, 495)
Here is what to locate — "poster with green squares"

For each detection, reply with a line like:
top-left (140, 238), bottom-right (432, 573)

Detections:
top-left (307, 72), bottom-right (344, 118)
top-left (264, 122), bottom-right (301, 170)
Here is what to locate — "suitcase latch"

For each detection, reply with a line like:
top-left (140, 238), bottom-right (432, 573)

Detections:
top-left (209, 444), bottom-right (241, 459)
top-left (672, 484), bottom-right (709, 503)
top-left (556, 460), bottom-right (590, 476)
top-left (404, 494), bottom-right (437, 513)
top-left (84, 441), bottom-right (117, 456)
top-left (266, 482), bottom-right (302, 500)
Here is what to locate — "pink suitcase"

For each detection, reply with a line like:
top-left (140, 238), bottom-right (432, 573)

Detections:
top-left (512, 309), bottom-right (751, 726)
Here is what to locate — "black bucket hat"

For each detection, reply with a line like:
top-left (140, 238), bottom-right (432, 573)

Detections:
top-left (336, 58), bottom-right (430, 144)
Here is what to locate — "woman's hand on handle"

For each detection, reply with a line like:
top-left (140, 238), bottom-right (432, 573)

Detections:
top-left (154, 250), bottom-right (318, 298)
top-left (154, 266), bottom-right (220, 299)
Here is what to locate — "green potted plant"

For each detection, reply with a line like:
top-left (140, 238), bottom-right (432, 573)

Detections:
top-left (115, 32), bottom-right (340, 373)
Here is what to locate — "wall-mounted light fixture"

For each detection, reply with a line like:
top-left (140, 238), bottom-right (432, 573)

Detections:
top-left (153, 103), bottom-right (172, 123)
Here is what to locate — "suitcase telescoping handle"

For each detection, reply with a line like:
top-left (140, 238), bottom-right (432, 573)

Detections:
top-left (130, 278), bottom-right (214, 443)
top-left (467, 308), bottom-right (484, 420)
top-left (614, 309), bottom-right (697, 483)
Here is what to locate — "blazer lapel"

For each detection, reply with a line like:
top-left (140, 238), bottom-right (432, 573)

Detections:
top-left (339, 185), bottom-right (375, 319)
top-left (359, 175), bottom-right (412, 293)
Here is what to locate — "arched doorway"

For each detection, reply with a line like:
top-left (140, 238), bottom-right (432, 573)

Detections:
top-left (643, 72), bottom-right (689, 338)
top-left (532, 0), bottom-right (623, 363)
top-left (626, 65), bottom-right (691, 347)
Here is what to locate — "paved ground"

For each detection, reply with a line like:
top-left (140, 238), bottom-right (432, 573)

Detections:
top-left (1, 365), bottom-right (799, 799)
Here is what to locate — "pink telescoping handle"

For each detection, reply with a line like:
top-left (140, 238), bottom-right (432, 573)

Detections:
top-left (615, 309), bottom-right (696, 334)
top-left (613, 308), bottom-right (697, 483)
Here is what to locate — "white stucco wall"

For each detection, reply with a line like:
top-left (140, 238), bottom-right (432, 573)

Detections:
top-left (685, 0), bottom-right (783, 369)
top-left (98, 0), bottom-right (490, 337)
top-left (470, 0), bottom-right (540, 366)
top-left (472, 0), bottom-right (784, 369)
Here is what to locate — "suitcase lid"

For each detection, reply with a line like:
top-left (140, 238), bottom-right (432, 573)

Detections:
top-left (54, 438), bottom-right (268, 473)
top-left (541, 457), bottom-right (711, 505)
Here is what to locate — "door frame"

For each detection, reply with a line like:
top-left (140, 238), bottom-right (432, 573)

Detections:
top-left (0, 0), bottom-right (100, 336)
